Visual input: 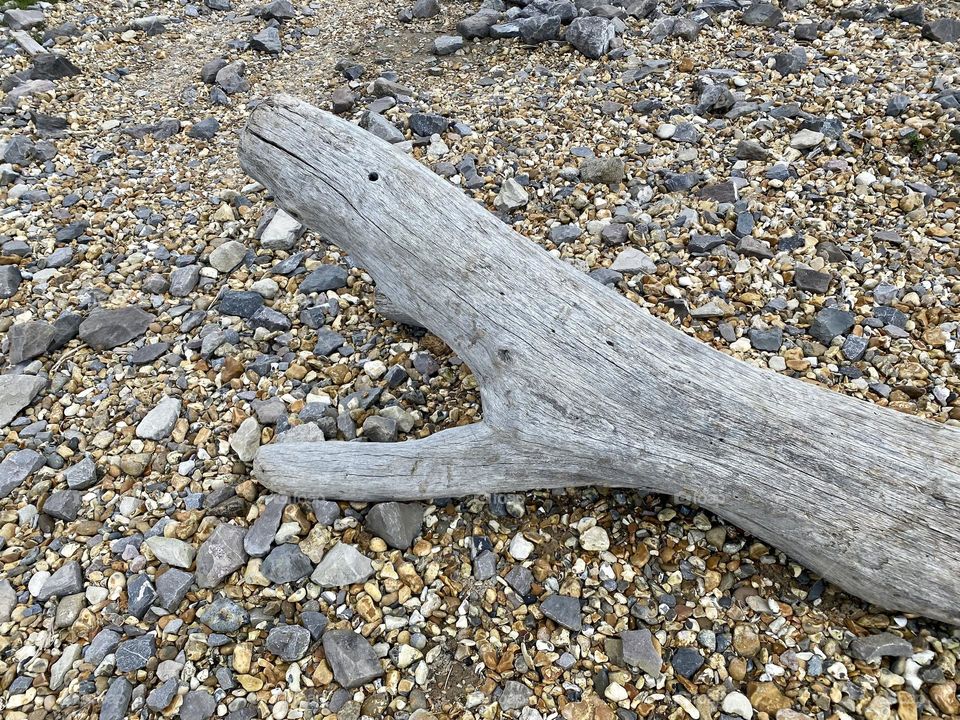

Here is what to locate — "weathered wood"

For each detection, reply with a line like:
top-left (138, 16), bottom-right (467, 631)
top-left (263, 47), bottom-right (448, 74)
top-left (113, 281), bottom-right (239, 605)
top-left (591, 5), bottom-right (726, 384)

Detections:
top-left (239, 94), bottom-right (960, 625)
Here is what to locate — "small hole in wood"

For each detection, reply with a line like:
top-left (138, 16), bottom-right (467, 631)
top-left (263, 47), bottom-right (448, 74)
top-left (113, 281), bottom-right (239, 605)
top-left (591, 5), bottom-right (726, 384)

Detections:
top-left (368, 172), bottom-right (379, 181)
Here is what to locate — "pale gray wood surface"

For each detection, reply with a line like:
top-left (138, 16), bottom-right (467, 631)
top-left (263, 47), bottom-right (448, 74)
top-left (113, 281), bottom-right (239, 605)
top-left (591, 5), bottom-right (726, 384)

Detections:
top-left (240, 95), bottom-right (960, 625)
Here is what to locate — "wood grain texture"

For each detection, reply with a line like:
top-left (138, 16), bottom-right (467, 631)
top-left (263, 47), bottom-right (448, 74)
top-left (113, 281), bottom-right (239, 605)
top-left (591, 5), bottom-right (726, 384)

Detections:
top-left (240, 94), bottom-right (960, 625)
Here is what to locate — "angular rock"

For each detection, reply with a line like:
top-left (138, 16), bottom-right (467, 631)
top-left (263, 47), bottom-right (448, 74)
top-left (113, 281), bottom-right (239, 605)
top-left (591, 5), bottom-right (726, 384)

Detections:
top-left (409, 112), bottom-right (448, 137)
top-left (922, 17), bottom-right (960, 43)
top-left (809, 307), bottom-right (855, 345)
top-left (499, 680), bottom-right (532, 711)
top-left (299, 264), bottom-right (349, 293)
top-left (741, 2), bottom-right (782, 27)
top-left (198, 596), bottom-right (249, 632)
top-left (565, 16), bottom-right (616, 59)
top-left (518, 13), bottom-right (561, 44)
top-left (147, 678), bottom-right (179, 712)
top-left (115, 633), bottom-right (155, 672)
top-left (136, 397), bottom-right (181, 440)
top-left (365, 502), bottom-right (425, 549)
top-left (85, 628), bottom-right (121, 666)
top-left (610, 248), bottom-right (656, 274)
top-left (748, 327), bottom-right (783, 352)
top-left (244, 495), bottom-right (287, 557)
top-left (3, 9), bottom-right (44, 31)
top-left (38, 561), bottom-right (83, 600)
top-left (265, 624), bottom-right (312, 661)
top-left (0, 375), bottom-right (46, 429)
top-left (672, 646), bottom-right (704, 678)
top-left (260, 209), bottom-right (303, 250)
top-left (0, 266), bottom-right (22, 298)
top-left (580, 156), bottom-right (624, 184)
top-left (30, 53), bottom-right (80, 80)
top-left (43, 489), bottom-right (82, 521)
top-left (495, 177), bottom-right (529, 211)
top-left (170, 265), bottom-right (200, 296)
top-left (99, 678), bottom-right (133, 720)
top-left (359, 111), bottom-right (404, 143)
top-left (145, 536), bottom-right (196, 569)
top-left (127, 573), bottom-right (157, 619)
top-left (251, 26), bottom-right (282, 53)
top-left (79, 307), bottom-right (153, 350)
top-left (188, 117), bottom-right (220, 140)
top-left (310, 543), bottom-right (373, 587)
top-left (621, 629), bottom-right (662, 676)
top-left (433, 34), bottom-right (464, 55)
top-left (457, 10), bottom-right (500, 39)
top-left (209, 240), bottom-right (247, 272)
top-left (262, 543), bottom-right (313, 584)
top-left (849, 632), bottom-right (914, 663)
top-left (196, 523), bottom-right (247, 588)
top-left (793, 266), bottom-right (831, 294)
top-left (322, 630), bottom-right (384, 688)
top-left (180, 690), bottom-right (216, 720)
top-left (541, 594), bottom-right (582, 631)
top-left (156, 568), bottom-right (194, 610)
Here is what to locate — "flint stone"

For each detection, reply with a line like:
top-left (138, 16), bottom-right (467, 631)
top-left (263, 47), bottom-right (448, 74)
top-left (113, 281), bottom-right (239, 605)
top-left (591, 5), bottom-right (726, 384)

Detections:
top-left (85, 628), bottom-right (121, 665)
top-left (457, 10), bottom-right (500, 39)
top-left (849, 632), bottom-right (913, 663)
top-left (199, 596), bottom-right (249, 632)
top-left (180, 690), bottom-right (216, 720)
top-left (365, 502), bottom-right (425, 549)
top-left (261, 209), bottom-right (303, 250)
top-left (136, 397), bottom-right (181, 440)
top-left (0, 266), bottom-right (23, 298)
top-left (147, 677), bottom-right (179, 712)
top-left (79, 307), bottom-right (153, 350)
top-left (409, 112), bottom-right (448, 137)
top-left (922, 17), bottom-right (960, 43)
top-left (360, 111), bottom-right (404, 143)
top-left (610, 248), bottom-right (656, 274)
top-left (265, 624), bottom-right (312, 661)
top-left (793, 266), bottom-right (832, 294)
top-left (7, 321), bottom-right (56, 365)
top-left (0, 448), bottom-right (42, 498)
top-left (433, 34), bottom-right (464, 54)
top-left (127, 573), bottom-right (157, 619)
top-left (323, 630), bottom-right (384, 688)
top-left (519, 13), bottom-right (561, 43)
top-left (310, 543), bottom-right (373, 587)
top-left (251, 26), bottom-right (282, 53)
top-left (210, 240), bottom-right (247, 272)
top-left (499, 681), bottom-right (532, 711)
top-left (809, 307), bottom-right (855, 344)
top-left (3, 9), bottom-right (45, 31)
top-left (541, 594), bottom-right (582, 631)
top-left (196, 523), bottom-right (247, 588)
top-left (565, 16), bottom-right (616, 59)
top-left (300, 265), bottom-right (349, 293)
top-left (30, 53), bottom-right (80, 80)
top-left (44, 489), bottom-right (82, 521)
top-left (748, 327), bottom-right (783, 352)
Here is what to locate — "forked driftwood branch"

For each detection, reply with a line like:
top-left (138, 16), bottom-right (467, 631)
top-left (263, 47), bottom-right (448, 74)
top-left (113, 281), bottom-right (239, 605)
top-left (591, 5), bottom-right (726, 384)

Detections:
top-left (239, 95), bottom-right (960, 625)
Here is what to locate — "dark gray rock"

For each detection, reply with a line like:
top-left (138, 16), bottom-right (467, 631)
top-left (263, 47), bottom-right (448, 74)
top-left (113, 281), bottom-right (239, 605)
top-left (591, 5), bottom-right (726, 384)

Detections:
top-left (258, 0), bottom-right (297, 20)
top-left (885, 94), bottom-right (910, 117)
top-left (490, 21), bottom-right (520, 38)
top-left (43, 489), bottom-right (82, 521)
top-left (499, 680), bottom-right (532, 711)
top-left (699, 180), bottom-right (738, 203)
top-left (697, 84), bottom-right (735, 115)
top-left (412, 0), bottom-right (440, 18)
top-left (156, 568), bottom-right (194, 611)
top-left (672, 647), bottom-right (704, 678)
top-left (188, 118), bottom-right (220, 139)
top-left (115, 633), bottom-right (156, 672)
top-left (874, 305), bottom-right (908, 328)
top-left (409, 113), bottom-right (448, 137)
top-left (127, 573), bottom-right (157, 619)
top-left (251, 26), bottom-right (282, 53)
top-left (331, 86), bottom-right (355, 114)
top-left (201, 58), bottom-right (227, 84)
top-left (79, 307), bottom-right (153, 350)
top-left (621, 628), bottom-right (662, 676)
top-left (169, 265), bottom-right (200, 296)
top-left (38, 561), bottom-right (83, 601)
top-left (30, 53), bottom-right (80, 80)
top-left (748, 327), bottom-right (783, 352)
top-left (99, 678), bottom-right (133, 720)
top-left (265, 624), bottom-right (312, 660)
top-left (922, 17), bottom-right (960, 43)
top-left (774, 47), bottom-right (807, 76)
top-left (359, 111), bottom-right (404, 143)
top-left (519, 13), bottom-right (561, 43)
top-left (300, 265), bottom-right (348, 294)
top-left (313, 329), bottom-right (346, 356)
top-left (794, 21), bottom-right (818, 41)
top-left (362, 415), bottom-right (397, 442)
top-left (505, 565), bottom-right (533, 595)
top-left (196, 523), bottom-right (247, 588)
top-left (473, 550), bottom-right (498, 580)
top-left (199, 596), bottom-right (249, 632)
top-left (0, 265), bottom-right (23, 298)
top-left (841, 334), bottom-right (869, 361)
top-left (216, 62), bottom-right (249, 94)
top-left (146, 677), bottom-right (179, 712)
top-left (457, 10), bottom-right (500, 39)
top-left (302, 610), bottom-right (328, 640)
top-left (250, 306), bottom-right (291, 332)
top-left (262, 544), bottom-right (313, 584)
top-left (244, 495), bottom-right (286, 557)
top-left (565, 16), bottom-right (615, 58)
top-left (219, 290), bottom-right (263, 318)
top-left (85, 628), bottom-right (121, 666)
top-left (1, 450), bottom-right (41, 500)
top-left (64, 456), bottom-right (98, 490)
top-left (49, 312), bottom-right (83, 351)
top-left (365, 502), bottom-right (425, 549)
top-left (809, 307), bottom-right (855, 344)
top-left (433, 34), bottom-right (464, 55)
top-left (793, 266), bottom-right (832, 294)
top-left (601, 223), bottom-right (629, 246)
top-left (849, 632), bottom-right (913, 663)
top-left (688, 234), bottom-right (723, 255)
top-left (541, 594), bottom-right (581, 631)
top-left (549, 224), bottom-right (582, 244)
top-left (180, 689), bottom-right (216, 720)
top-left (6, 321), bottom-right (56, 365)
top-left (322, 630), bottom-right (384, 688)
top-left (206, 0), bottom-right (232, 9)
top-left (741, 2), bottom-right (782, 27)
top-left (3, 9), bottom-right (45, 31)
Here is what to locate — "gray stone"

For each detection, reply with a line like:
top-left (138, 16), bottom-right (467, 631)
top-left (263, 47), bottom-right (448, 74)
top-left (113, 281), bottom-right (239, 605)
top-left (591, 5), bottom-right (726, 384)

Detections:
top-left (892, 3), bottom-right (925, 25)
top-left (215, 62), bottom-right (249, 94)
top-left (457, 10), bottom-right (500, 39)
top-left (259, 0), bottom-right (297, 20)
top-left (250, 306), bottom-right (291, 332)
top-left (251, 26), bottom-right (282, 53)
top-left (300, 264), bottom-right (349, 293)
top-left (841, 334), bottom-right (869, 361)
top-left (672, 647), bottom-right (704, 678)
top-left (244, 495), bottom-right (286, 557)
top-left (115, 633), bottom-right (156, 672)
top-left (201, 58), bottom-right (227, 84)
top-left (773, 47), bottom-right (808, 76)
top-left (885, 94), bottom-right (910, 117)
top-left (700, 180), bottom-right (738, 203)
top-left (230, 417), bottom-right (261, 461)
top-left (359, 111), bottom-right (404, 143)
top-left (302, 610), bottom-right (328, 640)
top-left (44, 489), bottom-right (82, 521)
top-left (31, 53), bottom-right (80, 81)
top-left (6, 321), bottom-right (56, 364)
top-left (313, 329), bottom-right (346, 356)
top-left (499, 680), bottom-right (532, 711)
top-left (735, 139), bottom-right (770, 161)
top-left (127, 573), bottom-right (157, 619)
top-left (3, 9), bottom-right (44, 30)
top-left (180, 689), bottom-right (216, 720)
top-left (365, 502), bottom-right (424, 549)
top-left (794, 22), bottom-right (818, 41)
top-left (793, 266), bottom-right (832, 294)
top-left (697, 84), bottom-right (735, 115)
top-left (610, 248), bottom-right (656, 274)
top-left (0, 448), bottom-right (41, 497)
top-left (156, 568), bottom-right (194, 610)
top-left (741, 2), bottom-right (782, 27)
top-left (322, 630), bottom-right (384, 688)
top-left (262, 543), bottom-right (313, 584)
top-left (136, 397), bottom-right (181, 440)
top-left (310, 543), bottom-right (374, 587)
top-left (147, 677), bottom-right (179, 712)
top-left (265, 624), bottom-right (312, 661)
top-left (210, 240), bottom-right (247, 272)
top-left (922, 17), bottom-right (960, 43)
top-left (433, 34), bottom-right (464, 55)
top-left (79, 307), bottom-right (153, 350)
top-left (748, 327), bottom-right (783, 352)
top-left (549, 224), bottom-right (582, 244)
top-left (196, 523), bottom-right (247, 588)
top-left (473, 550), bottom-right (497, 580)
top-left (580, 156), bottom-right (624, 184)
top-left (540, 594), bottom-right (581, 631)
top-left (199, 596), bottom-right (249, 632)
top-left (362, 415), bottom-right (398, 442)
top-left (621, 629), bottom-right (662, 676)
top-left (409, 113), bottom-right (448, 137)
top-left (600, 223), bottom-right (629, 246)
top-left (565, 16), bottom-right (616, 58)
top-left (38, 561), bottom-right (84, 600)
top-left (219, 290), bottom-right (263, 317)
top-left (849, 632), bottom-right (913, 663)
top-left (188, 118), bottom-right (220, 140)
top-left (809, 307), bottom-right (855, 345)
top-left (260, 209), bottom-right (303, 250)
top-left (312, 499), bottom-right (341, 525)
top-left (331, 86), bottom-right (355, 114)
top-left (505, 565), bottom-right (534, 595)
top-left (736, 237), bottom-right (772, 259)
top-left (412, 0), bottom-right (440, 17)
top-left (688, 234), bottom-right (723, 255)
top-left (0, 266), bottom-right (22, 298)
top-left (99, 678), bottom-right (133, 720)
top-left (169, 264), bottom-right (200, 296)
top-left (145, 536), bottom-right (196, 568)
top-left (0, 579), bottom-right (15, 622)
top-left (85, 628), bottom-right (121, 666)
top-left (519, 13), bottom-right (561, 43)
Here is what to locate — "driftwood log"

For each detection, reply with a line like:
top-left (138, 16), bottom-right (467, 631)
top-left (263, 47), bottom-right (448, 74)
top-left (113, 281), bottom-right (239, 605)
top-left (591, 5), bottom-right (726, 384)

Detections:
top-left (239, 95), bottom-right (960, 626)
